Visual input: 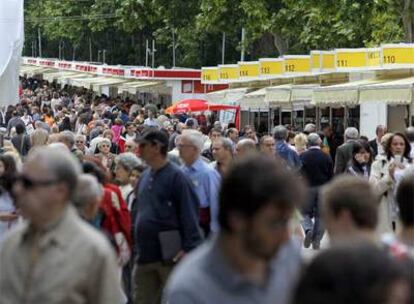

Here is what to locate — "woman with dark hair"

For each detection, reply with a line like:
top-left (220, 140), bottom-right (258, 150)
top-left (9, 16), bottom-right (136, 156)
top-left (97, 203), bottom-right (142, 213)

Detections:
top-left (346, 140), bottom-right (373, 178)
top-left (0, 154), bottom-right (18, 244)
top-left (370, 132), bottom-right (412, 233)
top-left (58, 116), bottom-right (71, 132)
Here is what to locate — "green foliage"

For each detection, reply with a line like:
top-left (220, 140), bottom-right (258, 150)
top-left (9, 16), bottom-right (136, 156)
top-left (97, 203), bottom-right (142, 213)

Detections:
top-left (24, 0), bottom-right (414, 68)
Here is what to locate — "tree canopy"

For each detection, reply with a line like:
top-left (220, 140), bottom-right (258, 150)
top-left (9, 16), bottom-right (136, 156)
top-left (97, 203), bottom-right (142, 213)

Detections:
top-left (24, 0), bottom-right (413, 68)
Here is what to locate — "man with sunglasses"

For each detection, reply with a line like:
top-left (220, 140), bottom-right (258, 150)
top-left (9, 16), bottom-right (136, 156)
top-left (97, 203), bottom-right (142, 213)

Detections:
top-left (0, 146), bottom-right (121, 303)
top-left (166, 155), bottom-right (305, 304)
top-left (133, 129), bottom-right (203, 304)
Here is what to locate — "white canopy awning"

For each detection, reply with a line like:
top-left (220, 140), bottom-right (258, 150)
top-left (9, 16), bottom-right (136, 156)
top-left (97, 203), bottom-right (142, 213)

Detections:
top-left (19, 65), bottom-right (41, 76)
top-left (265, 85), bottom-right (291, 105)
top-left (312, 79), bottom-right (388, 106)
top-left (43, 71), bottom-right (78, 83)
top-left (91, 78), bottom-right (130, 93)
top-left (22, 67), bottom-right (54, 77)
top-left (56, 72), bottom-right (90, 85)
top-left (265, 84), bottom-right (319, 107)
top-left (117, 81), bottom-right (164, 95)
top-left (206, 88), bottom-right (248, 105)
top-left (71, 76), bottom-right (108, 89)
top-left (240, 88), bottom-right (267, 110)
top-left (359, 76), bottom-right (414, 105)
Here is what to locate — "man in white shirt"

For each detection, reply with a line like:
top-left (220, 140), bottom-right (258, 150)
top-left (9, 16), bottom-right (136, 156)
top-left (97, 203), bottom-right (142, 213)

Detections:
top-left (143, 110), bottom-right (160, 128)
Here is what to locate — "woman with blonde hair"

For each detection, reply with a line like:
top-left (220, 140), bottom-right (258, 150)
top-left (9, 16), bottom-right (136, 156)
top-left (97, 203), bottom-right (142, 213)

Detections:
top-left (30, 128), bottom-right (49, 148)
top-left (294, 133), bottom-right (308, 155)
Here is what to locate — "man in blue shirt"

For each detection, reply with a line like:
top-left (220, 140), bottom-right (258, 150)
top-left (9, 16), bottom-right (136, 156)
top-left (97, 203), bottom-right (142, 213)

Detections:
top-left (165, 155), bottom-right (305, 304)
top-left (133, 130), bottom-right (203, 304)
top-left (178, 130), bottom-right (221, 235)
top-left (274, 125), bottom-right (302, 170)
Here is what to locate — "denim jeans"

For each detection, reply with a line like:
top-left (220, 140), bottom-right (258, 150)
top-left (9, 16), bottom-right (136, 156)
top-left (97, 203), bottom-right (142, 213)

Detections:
top-left (300, 187), bottom-right (324, 245)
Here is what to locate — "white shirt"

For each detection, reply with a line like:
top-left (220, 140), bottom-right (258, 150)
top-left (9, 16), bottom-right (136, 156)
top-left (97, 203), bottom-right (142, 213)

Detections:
top-left (377, 138), bottom-right (384, 155)
top-left (144, 118), bottom-right (159, 127)
top-left (125, 133), bottom-right (136, 142)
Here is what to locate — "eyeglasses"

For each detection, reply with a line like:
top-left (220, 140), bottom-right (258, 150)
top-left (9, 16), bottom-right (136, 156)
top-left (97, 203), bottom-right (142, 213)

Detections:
top-left (101, 144), bottom-right (110, 148)
top-left (17, 175), bottom-right (59, 189)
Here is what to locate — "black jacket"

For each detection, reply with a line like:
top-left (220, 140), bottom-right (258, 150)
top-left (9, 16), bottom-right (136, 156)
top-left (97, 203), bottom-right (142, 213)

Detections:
top-left (300, 148), bottom-right (334, 187)
top-left (11, 134), bottom-right (31, 156)
top-left (369, 139), bottom-right (379, 157)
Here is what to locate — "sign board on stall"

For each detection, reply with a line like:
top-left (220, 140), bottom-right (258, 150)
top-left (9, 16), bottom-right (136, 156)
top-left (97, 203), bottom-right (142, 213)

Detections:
top-left (201, 67), bottom-right (219, 82)
top-left (335, 48), bottom-right (367, 69)
top-left (218, 64), bottom-right (239, 81)
top-left (311, 51), bottom-right (335, 71)
top-left (382, 44), bottom-right (414, 66)
top-left (322, 52), bottom-right (335, 69)
top-left (259, 58), bottom-right (284, 77)
top-left (367, 48), bottom-right (381, 67)
top-left (238, 62), bottom-right (260, 78)
top-left (283, 55), bottom-right (311, 73)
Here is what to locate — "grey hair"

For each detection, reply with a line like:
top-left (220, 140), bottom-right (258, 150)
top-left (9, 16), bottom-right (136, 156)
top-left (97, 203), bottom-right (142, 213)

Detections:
top-left (237, 138), bottom-right (257, 151)
top-left (115, 152), bottom-right (143, 172)
top-left (97, 138), bottom-right (111, 149)
top-left (181, 129), bottom-right (204, 152)
top-left (273, 125), bottom-right (288, 141)
top-left (304, 123), bottom-right (316, 133)
top-left (26, 146), bottom-right (81, 201)
top-left (59, 130), bottom-right (76, 148)
top-left (307, 133), bottom-right (322, 147)
top-left (344, 127), bottom-right (359, 140)
top-left (73, 174), bottom-right (103, 210)
top-left (30, 128), bottom-right (49, 147)
top-left (217, 137), bottom-right (234, 152)
top-left (406, 126), bottom-right (414, 142)
top-left (74, 134), bottom-right (86, 142)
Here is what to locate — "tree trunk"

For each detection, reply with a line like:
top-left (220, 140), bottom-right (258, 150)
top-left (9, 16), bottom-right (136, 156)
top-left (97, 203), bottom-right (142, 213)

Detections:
top-left (402, 0), bottom-right (413, 42)
top-left (271, 31), bottom-right (289, 56)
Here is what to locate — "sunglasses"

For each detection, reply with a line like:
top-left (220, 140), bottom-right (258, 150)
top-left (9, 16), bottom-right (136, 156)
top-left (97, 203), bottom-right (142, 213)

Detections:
top-left (17, 175), bottom-right (59, 189)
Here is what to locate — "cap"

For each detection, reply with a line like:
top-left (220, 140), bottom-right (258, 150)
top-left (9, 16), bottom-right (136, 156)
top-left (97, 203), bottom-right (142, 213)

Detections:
top-left (136, 129), bottom-right (169, 147)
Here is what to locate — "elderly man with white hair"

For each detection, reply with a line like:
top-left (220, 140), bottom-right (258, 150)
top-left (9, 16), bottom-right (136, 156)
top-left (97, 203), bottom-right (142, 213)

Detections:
top-left (177, 129), bottom-right (221, 235)
top-left (334, 127), bottom-right (359, 174)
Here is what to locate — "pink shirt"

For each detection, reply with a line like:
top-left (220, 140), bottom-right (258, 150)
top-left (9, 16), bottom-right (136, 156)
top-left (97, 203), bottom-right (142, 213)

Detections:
top-left (111, 125), bottom-right (123, 144)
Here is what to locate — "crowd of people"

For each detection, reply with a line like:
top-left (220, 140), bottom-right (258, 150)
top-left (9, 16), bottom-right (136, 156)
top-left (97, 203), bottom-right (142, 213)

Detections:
top-left (0, 77), bottom-right (413, 304)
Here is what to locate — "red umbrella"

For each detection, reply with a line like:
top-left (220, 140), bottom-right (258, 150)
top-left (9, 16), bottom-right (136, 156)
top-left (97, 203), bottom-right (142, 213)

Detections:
top-left (166, 99), bottom-right (208, 114)
top-left (166, 98), bottom-right (239, 114)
